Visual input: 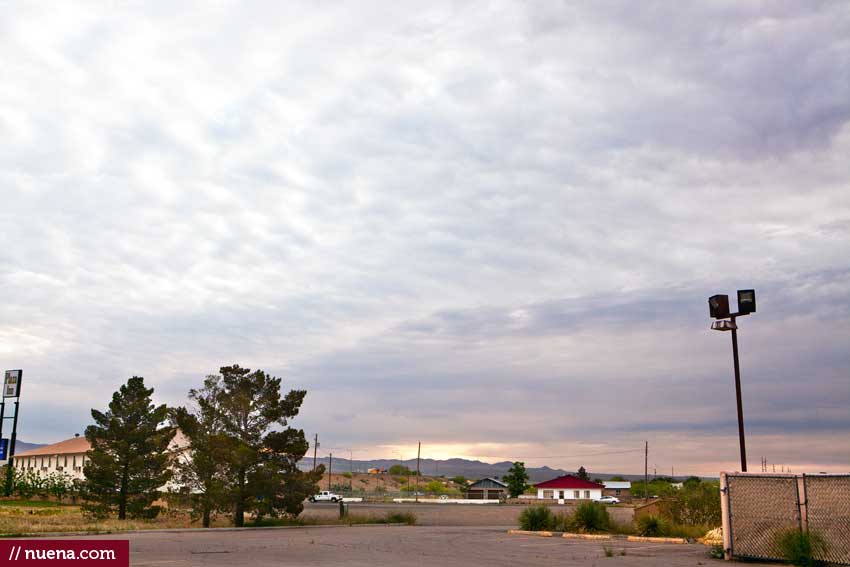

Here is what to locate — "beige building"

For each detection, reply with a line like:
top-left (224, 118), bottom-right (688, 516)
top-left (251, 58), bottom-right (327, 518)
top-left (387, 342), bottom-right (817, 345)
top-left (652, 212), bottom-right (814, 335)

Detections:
top-left (13, 431), bottom-right (189, 483)
top-left (14, 435), bottom-right (91, 481)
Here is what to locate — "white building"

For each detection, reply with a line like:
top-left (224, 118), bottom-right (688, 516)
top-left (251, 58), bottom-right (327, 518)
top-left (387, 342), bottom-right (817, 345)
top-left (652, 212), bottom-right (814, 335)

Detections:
top-left (534, 475), bottom-right (604, 501)
top-left (14, 435), bottom-right (90, 481)
top-left (13, 431), bottom-right (189, 483)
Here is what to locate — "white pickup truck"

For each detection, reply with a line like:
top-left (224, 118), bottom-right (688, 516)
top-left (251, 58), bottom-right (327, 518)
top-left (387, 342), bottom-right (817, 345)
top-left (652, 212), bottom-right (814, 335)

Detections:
top-left (308, 491), bottom-right (343, 503)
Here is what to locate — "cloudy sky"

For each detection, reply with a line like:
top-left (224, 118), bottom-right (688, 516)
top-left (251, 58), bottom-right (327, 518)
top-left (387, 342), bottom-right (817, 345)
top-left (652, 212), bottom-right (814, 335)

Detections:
top-left (2, 1), bottom-right (849, 476)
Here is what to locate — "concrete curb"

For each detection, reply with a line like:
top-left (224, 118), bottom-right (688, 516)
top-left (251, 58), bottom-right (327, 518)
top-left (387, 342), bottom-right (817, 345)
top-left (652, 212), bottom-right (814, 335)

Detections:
top-left (506, 529), bottom-right (561, 537)
top-left (626, 535), bottom-right (688, 544)
top-left (2, 523), bottom-right (410, 539)
top-left (562, 533), bottom-right (612, 540)
top-left (507, 531), bottom-right (689, 545)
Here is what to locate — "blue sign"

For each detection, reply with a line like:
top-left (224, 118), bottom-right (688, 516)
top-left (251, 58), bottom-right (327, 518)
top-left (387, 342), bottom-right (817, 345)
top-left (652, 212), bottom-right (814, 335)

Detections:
top-left (0, 438), bottom-right (7, 461)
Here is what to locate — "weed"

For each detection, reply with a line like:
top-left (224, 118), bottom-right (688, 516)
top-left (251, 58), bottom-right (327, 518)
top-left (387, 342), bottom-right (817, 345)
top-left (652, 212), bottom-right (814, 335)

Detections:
top-left (570, 502), bottom-right (610, 533)
top-left (603, 546), bottom-right (614, 557)
top-left (636, 514), bottom-right (668, 537)
top-left (518, 506), bottom-right (556, 531)
top-left (708, 545), bottom-right (724, 559)
top-left (775, 529), bottom-right (827, 567)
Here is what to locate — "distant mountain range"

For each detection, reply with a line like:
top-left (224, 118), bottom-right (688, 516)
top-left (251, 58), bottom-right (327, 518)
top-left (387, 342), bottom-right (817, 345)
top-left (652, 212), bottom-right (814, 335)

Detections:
top-left (298, 456), bottom-right (660, 483)
top-left (0, 441), bottom-right (47, 462)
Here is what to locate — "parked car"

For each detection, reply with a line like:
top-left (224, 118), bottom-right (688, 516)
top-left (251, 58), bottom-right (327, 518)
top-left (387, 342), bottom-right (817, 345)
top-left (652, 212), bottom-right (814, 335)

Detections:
top-left (595, 496), bottom-right (620, 504)
top-left (309, 491), bottom-right (343, 503)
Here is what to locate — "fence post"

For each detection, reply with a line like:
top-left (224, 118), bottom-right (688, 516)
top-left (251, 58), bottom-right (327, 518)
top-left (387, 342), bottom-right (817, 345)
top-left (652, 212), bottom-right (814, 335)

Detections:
top-left (796, 475), bottom-right (807, 533)
top-left (720, 472), bottom-right (732, 560)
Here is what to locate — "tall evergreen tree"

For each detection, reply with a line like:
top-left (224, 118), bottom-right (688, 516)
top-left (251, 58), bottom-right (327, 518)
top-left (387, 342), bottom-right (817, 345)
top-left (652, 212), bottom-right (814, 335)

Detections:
top-left (83, 377), bottom-right (175, 519)
top-left (503, 461), bottom-right (530, 498)
top-left (193, 364), bottom-right (318, 526)
top-left (576, 466), bottom-right (589, 481)
top-left (171, 402), bottom-right (231, 528)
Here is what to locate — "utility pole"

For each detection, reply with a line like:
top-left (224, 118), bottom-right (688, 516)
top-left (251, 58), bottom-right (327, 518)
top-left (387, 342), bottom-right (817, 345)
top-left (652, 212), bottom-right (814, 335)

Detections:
top-left (313, 434), bottom-right (319, 471)
top-left (644, 441), bottom-right (648, 503)
top-left (415, 442), bottom-right (421, 503)
top-left (349, 449), bottom-right (353, 492)
top-left (328, 453), bottom-right (332, 491)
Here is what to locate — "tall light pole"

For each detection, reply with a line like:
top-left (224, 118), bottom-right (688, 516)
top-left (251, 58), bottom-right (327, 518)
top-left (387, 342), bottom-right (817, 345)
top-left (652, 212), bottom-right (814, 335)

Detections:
top-left (709, 289), bottom-right (756, 472)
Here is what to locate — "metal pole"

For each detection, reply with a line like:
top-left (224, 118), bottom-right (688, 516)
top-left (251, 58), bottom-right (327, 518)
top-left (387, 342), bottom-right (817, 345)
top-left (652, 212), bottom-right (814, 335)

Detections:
top-left (313, 434), bottom-right (318, 471)
top-left (730, 316), bottom-right (747, 472)
top-left (0, 401), bottom-right (5, 444)
top-left (4, 401), bottom-right (19, 496)
top-left (328, 453), bottom-right (332, 491)
top-left (415, 442), bottom-right (421, 503)
top-left (644, 441), bottom-right (648, 503)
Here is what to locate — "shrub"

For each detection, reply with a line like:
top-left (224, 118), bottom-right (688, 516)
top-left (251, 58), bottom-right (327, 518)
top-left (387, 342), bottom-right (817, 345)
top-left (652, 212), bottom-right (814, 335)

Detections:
top-left (658, 481), bottom-right (721, 526)
top-left (636, 515), bottom-right (668, 537)
top-left (776, 529), bottom-right (827, 567)
top-left (385, 512), bottom-right (417, 525)
top-left (518, 505), bottom-right (557, 531)
top-left (603, 545), bottom-right (614, 557)
top-left (570, 502), bottom-right (610, 533)
top-left (342, 472), bottom-right (352, 479)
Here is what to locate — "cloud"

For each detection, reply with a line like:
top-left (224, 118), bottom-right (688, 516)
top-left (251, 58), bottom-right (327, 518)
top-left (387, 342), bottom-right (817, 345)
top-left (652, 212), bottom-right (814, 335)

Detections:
top-left (1, 1), bottom-right (848, 475)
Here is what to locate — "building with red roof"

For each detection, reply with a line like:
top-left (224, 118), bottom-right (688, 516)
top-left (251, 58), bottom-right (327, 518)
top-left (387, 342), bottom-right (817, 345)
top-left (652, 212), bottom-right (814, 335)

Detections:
top-left (534, 474), bottom-right (604, 501)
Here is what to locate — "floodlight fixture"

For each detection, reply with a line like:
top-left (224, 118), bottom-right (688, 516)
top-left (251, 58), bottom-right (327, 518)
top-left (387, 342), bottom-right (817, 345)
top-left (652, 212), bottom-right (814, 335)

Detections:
top-left (737, 289), bottom-right (756, 314)
top-left (711, 320), bottom-right (737, 332)
top-left (709, 294), bottom-right (730, 319)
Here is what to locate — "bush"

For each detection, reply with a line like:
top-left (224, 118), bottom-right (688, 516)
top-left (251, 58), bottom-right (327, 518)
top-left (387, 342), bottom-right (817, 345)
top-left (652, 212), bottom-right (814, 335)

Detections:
top-left (518, 505), bottom-right (557, 531)
top-left (342, 472), bottom-right (352, 479)
top-left (570, 502), bottom-right (610, 533)
top-left (658, 481), bottom-right (720, 526)
top-left (636, 515), bottom-right (668, 537)
top-left (776, 529), bottom-right (827, 567)
top-left (385, 511), bottom-right (417, 525)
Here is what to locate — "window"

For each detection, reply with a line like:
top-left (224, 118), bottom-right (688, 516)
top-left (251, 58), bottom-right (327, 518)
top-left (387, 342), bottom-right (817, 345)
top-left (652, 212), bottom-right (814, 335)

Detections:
top-left (542, 490), bottom-right (553, 499)
top-left (573, 491), bottom-right (580, 499)
top-left (615, 489), bottom-right (621, 496)
top-left (584, 490), bottom-right (590, 499)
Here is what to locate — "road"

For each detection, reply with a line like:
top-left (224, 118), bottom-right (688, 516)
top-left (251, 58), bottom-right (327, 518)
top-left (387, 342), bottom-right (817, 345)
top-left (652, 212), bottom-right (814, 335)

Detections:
top-left (44, 525), bottom-right (760, 567)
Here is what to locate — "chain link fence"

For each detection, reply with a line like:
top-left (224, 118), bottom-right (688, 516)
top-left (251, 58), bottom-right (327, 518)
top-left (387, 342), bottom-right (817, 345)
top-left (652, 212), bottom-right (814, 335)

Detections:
top-left (722, 473), bottom-right (850, 565)
top-left (804, 474), bottom-right (850, 565)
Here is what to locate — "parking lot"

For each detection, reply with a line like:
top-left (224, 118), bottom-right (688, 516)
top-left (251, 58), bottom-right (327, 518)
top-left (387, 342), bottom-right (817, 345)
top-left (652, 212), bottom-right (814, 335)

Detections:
top-left (45, 525), bottom-right (762, 567)
top-left (303, 501), bottom-right (635, 526)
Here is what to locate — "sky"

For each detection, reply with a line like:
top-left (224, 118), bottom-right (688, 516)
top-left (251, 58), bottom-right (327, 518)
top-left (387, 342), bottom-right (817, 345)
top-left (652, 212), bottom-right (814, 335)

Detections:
top-left (1, 1), bottom-right (849, 476)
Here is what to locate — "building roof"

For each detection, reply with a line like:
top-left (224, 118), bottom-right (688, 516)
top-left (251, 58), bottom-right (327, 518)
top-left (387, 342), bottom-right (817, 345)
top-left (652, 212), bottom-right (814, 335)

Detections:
top-left (534, 475), bottom-right (604, 490)
top-left (469, 477), bottom-right (508, 488)
top-left (603, 481), bottom-right (631, 489)
top-left (16, 436), bottom-right (91, 457)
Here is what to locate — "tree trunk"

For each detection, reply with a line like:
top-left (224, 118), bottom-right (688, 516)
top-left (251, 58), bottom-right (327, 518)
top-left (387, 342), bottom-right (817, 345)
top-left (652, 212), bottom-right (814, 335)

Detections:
top-left (233, 468), bottom-right (245, 527)
top-left (202, 504), bottom-right (211, 528)
top-left (119, 462), bottom-right (129, 520)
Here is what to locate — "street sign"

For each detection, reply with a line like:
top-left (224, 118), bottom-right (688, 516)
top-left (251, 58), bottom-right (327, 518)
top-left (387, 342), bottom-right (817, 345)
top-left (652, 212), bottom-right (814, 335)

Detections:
top-left (0, 439), bottom-right (7, 461)
top-left (3, 370), bottom-right (22, 398)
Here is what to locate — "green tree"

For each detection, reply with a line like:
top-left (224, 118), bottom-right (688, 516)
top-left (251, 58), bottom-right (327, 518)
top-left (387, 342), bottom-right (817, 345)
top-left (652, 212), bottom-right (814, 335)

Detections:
top-left (83, 376), bottom-right (175, 519)
top-left (389, 464), bottom-right (413, 476)
top-left (171, 401), bottom-right (232, 528)
top-left (503, 461), bottom-right (530, 498)
top-left (193, 365), bottom-right (317, 526)
top-left (576, 466), bottom-right (589, 481)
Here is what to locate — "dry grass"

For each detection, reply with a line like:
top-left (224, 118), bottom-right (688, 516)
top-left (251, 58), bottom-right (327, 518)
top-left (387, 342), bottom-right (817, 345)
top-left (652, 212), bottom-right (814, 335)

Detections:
top-left (0, 502), bottom-right (230, 535)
